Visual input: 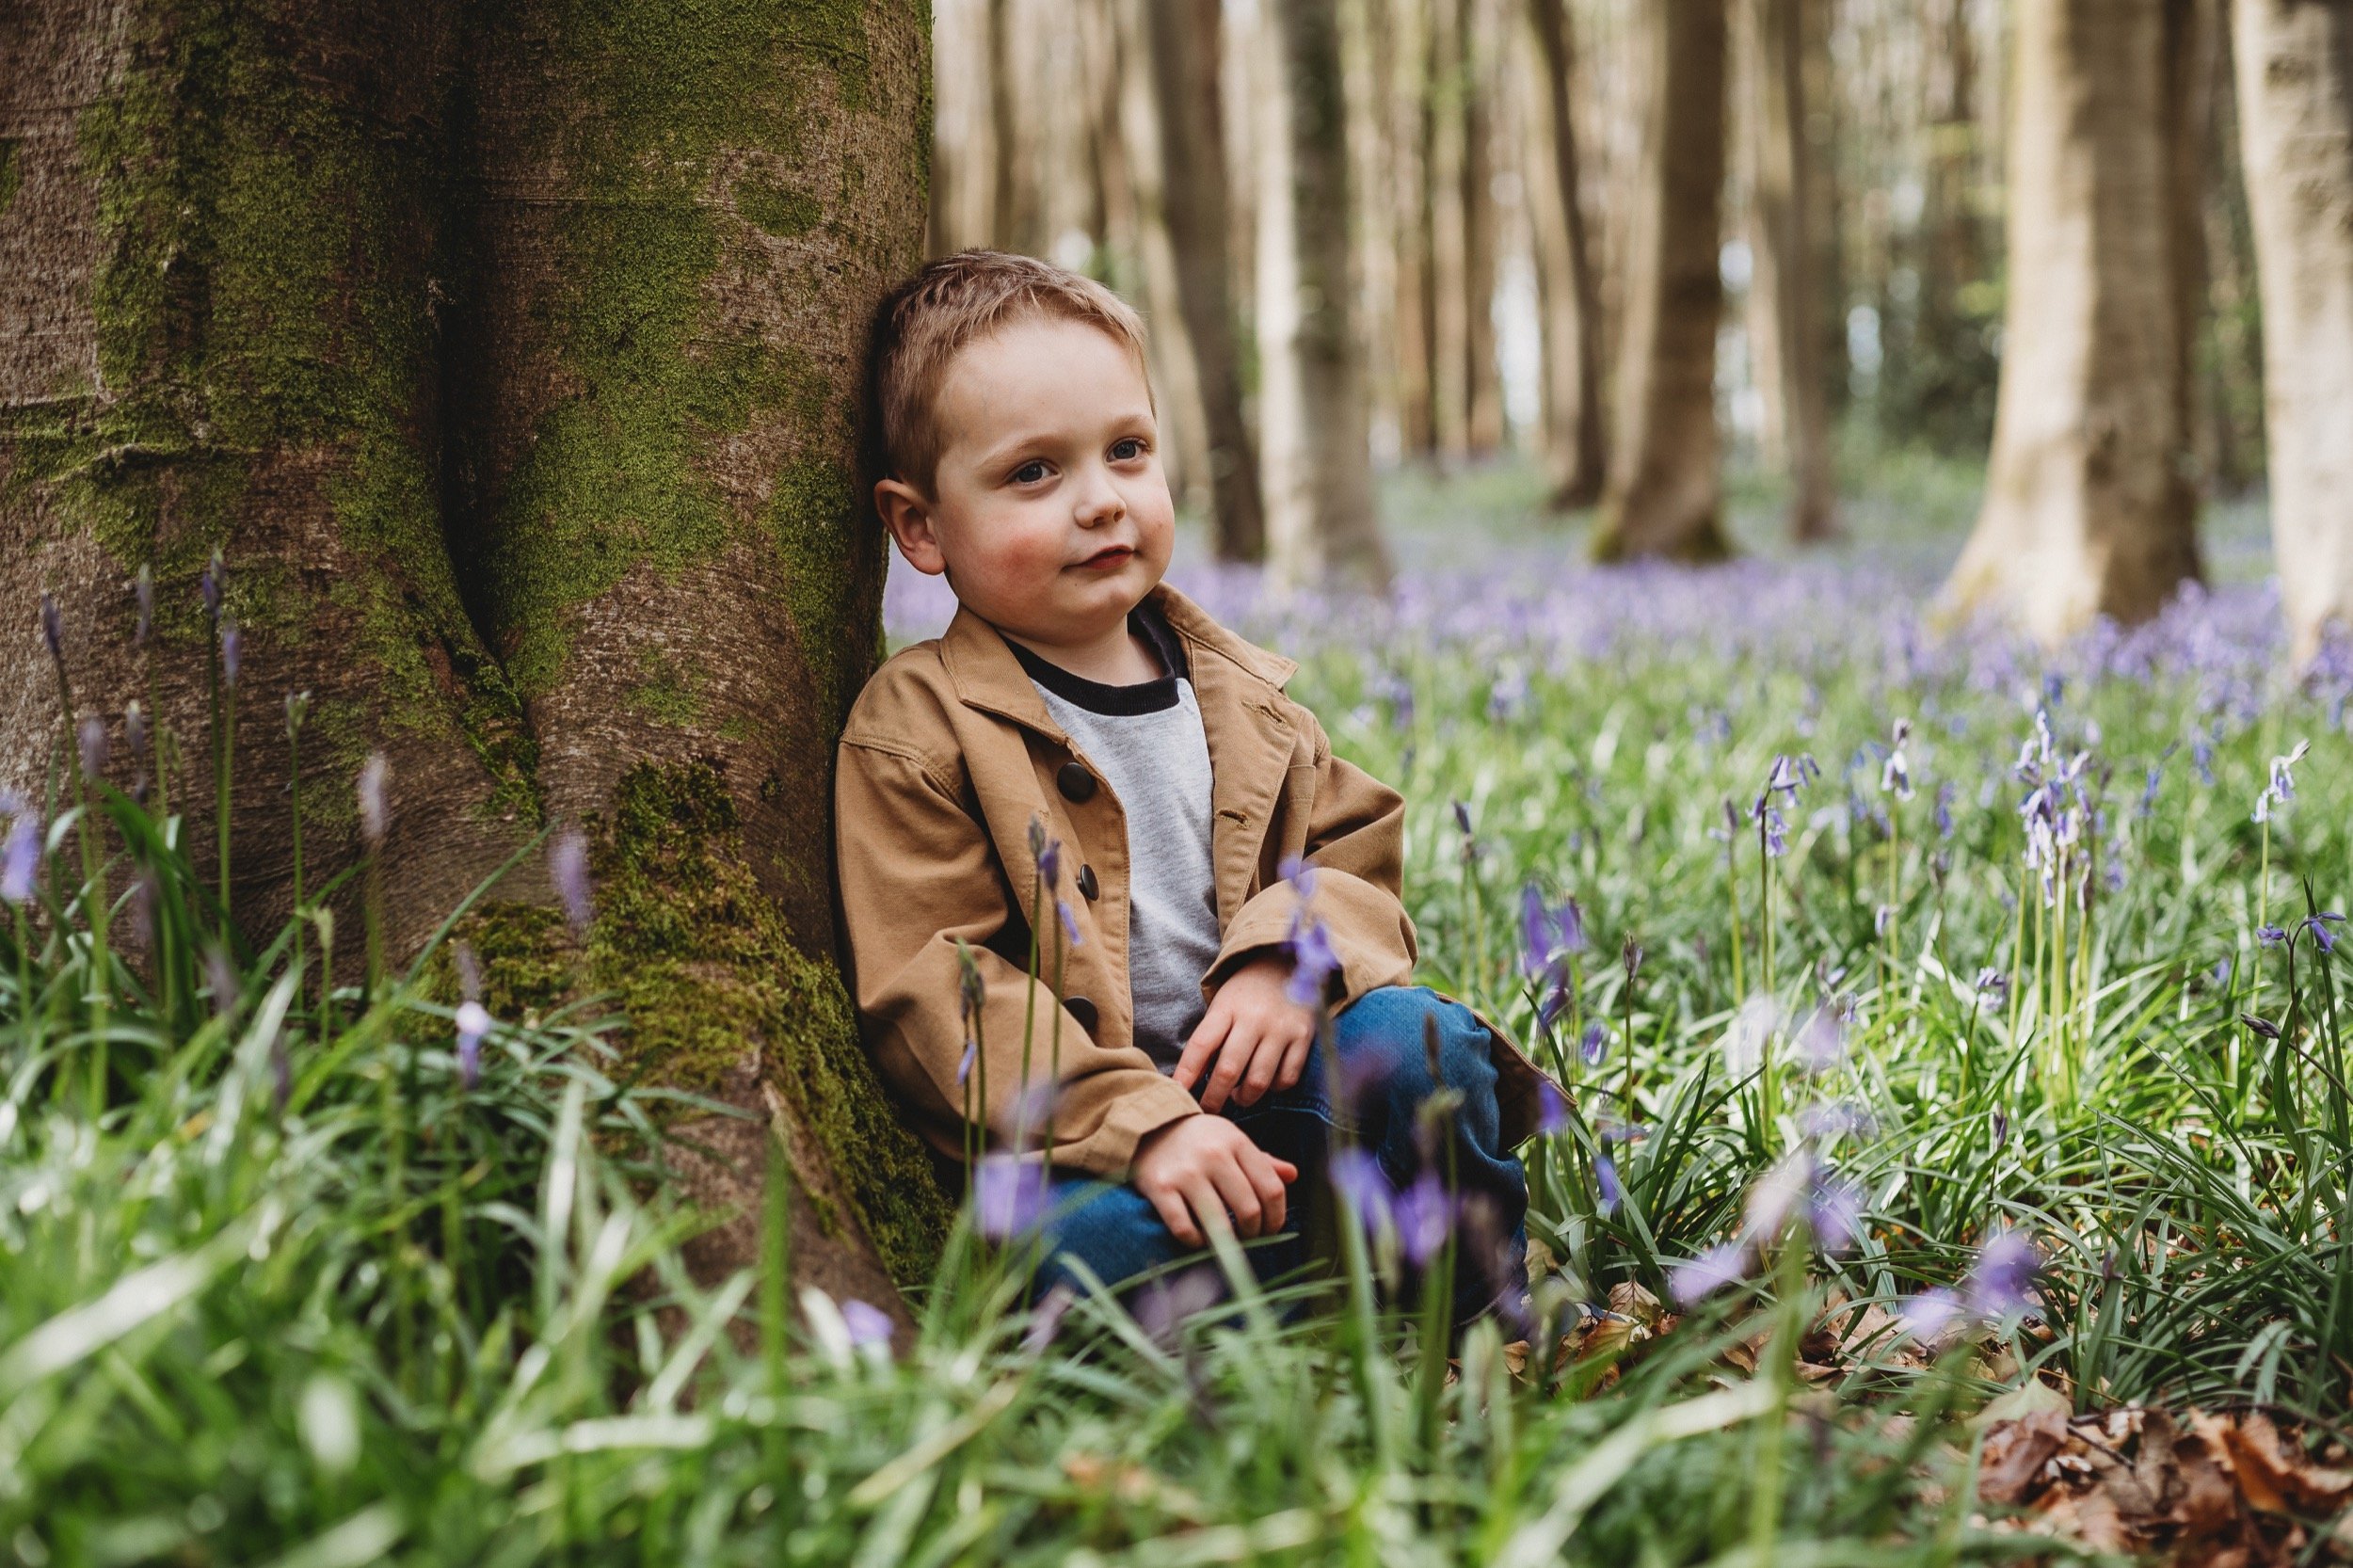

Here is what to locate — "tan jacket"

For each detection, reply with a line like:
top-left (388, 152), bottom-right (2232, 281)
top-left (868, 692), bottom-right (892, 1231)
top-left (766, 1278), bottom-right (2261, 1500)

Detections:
top-left (835, 581), bottom-right (1555, 1177)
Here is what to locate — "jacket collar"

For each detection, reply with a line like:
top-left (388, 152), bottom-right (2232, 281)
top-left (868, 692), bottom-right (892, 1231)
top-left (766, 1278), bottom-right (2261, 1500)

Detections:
top-left (938, 580), bottom-right (1297, 737)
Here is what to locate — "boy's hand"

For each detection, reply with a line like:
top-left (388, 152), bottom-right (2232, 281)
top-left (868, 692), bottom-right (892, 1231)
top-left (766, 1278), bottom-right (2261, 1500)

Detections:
top-left (1131, 1115), bottom-right (1297, 1245)
top-left (1175, 952), bottom-right (1320, 1112)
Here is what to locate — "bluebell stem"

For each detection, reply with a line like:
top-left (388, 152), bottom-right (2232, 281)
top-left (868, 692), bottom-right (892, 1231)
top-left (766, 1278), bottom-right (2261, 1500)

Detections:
top-left (549, 827), bottom-right (592, 934)
top-left (840, 1298), bottom-right (894, 1349)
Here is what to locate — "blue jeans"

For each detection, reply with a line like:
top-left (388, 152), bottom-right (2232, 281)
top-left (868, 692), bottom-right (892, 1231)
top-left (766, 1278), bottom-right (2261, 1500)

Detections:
top-left (1032, 984), bottom-right (1529, 1323)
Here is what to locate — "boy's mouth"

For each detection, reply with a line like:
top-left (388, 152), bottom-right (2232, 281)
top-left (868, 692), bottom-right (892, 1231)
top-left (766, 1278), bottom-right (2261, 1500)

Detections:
top-left (1074, 545), bottom-right (1134, 570)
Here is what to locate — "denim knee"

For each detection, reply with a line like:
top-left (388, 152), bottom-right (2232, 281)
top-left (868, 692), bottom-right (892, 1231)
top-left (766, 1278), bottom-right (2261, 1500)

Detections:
top-left (1332, 985), bottom-right (1505, 1148)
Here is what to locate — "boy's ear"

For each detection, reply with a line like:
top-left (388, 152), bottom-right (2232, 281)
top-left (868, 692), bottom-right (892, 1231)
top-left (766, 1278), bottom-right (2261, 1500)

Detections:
top-left (874, 477), bottom-right (947, 577)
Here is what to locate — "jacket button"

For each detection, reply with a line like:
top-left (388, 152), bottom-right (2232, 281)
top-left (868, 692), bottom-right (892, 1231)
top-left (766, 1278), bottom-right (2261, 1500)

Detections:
top-left (1056, 761), bottom-right (1096, 802)
top-left (1077, 864), bottom-right (1099, 901)
top-left (1064, 996), bottom-right (1099, 1033)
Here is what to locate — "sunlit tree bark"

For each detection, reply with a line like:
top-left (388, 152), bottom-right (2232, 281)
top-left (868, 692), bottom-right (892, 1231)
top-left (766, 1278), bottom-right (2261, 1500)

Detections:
top-left (1945, 0), bottom-right (2209, 640)
top-left (1741, 0), bottom-right (1837, 541)
top-left (1593, 0), bottom-right (1731, 561)
top-left (1256, 0), bottom-right (1391, 588)
top-left (2234, 0), bottom-right (2353, 664)
top-left (1521, 0), bottom-right (1607, 508)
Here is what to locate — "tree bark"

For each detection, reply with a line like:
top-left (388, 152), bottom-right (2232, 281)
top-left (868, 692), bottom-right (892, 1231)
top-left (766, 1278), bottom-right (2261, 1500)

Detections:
top-left (1257, 0), bottom-right (1391, 590)
top-left (1458, 0), bottom-right (1504, 456)
top-left (1392, 0), bottom-right (1440, 457)
top-left (1, 0), bottom-right (950, 1316)
top-left (2234, 0), bottom-right (2353, 664)
top-left (1593, 0), bottom-right (1732, 561)
top-left (1130, 0), bottom-right (1267, 561)
top-left (1741, 0), bottom-right (1837, 542)
top-left (1945, 0), bottom-right (2208, 640)
top-left (1520, 0), bottom-right (1607, 508)
top-left (985, 0), bottom-right (1035, 253)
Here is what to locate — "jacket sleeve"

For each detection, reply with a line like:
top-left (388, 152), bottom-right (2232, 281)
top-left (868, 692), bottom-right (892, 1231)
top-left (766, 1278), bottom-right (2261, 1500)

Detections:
top-left (1201, 710), bottom-right (1418, 1010)
top-left (836, 737), bottom-right (1200, 1176)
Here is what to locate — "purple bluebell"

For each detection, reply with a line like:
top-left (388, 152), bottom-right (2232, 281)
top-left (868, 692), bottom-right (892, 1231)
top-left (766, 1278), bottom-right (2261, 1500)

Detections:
top-left (220, 621), bottom-right (241, 687)
top-left (1808, 1176), bottom-right (1864, 1255)
top-left (358, 754), bottom-right (390, 846)
top-left (2306, 913), bottom-right (2344, 954)
top-left (200, 552), bottom-right (224, 620)
top-left (77, 716), bottom-right (107, 781)
top-left (1520, 881), bottom-right (1551, 977)
top-left (1536, 1080), bottom-right (1570, 1135)
top-left (1037, 836), bottom-right (1061, 889)
top-left (2258, 924), bottom-right (2288, 946)
top-left (1935, 782), bottom-right (1955, 839)
top-left (840, 1298), bottom-right (895, 1350)
top-left (1285, 919), bottom-right (1338, 1007)
top-left (40, 593), bottom-right (62, 660)
top-left (957, 1041), bottom-right (977, 1087)
top-left (1022, 1284), bottom-right (1076, 1354)
top-left (973, 1153), bottom-right (1050, 1240)
top-left (1974, 967), bottom-right (2009, 998)
top-left (1990, 1107), bottom-right (2009, 1149)
top-left (1452, 800), bottom-right (1473, 839)
top-left (1330, 1146), bottom-right (1394, 1232)
top-left (2241, 1012), bottom-right (2281, 1040)
top-left (1593, 1153), bottom-right (1623, 1217)
top-left (1278, 853), bottom-right (1320, 904)
top-left (1579, 1021), bottom-right (1608, 1067)
top-left (456, 1000), bottom-right (492, 1089)
top-left (1669, 1242), bottom-right (1749, 1306)
top-left (135, 567), bottom-right (154, 647)
top-left (1795, 1005), bottom-right (1844, 1073)
top-left (1962, 1231), bottom-right (2039, 1318)
top-left (2, 808), bottom-right (40, 905)
top-left (1897, 1288), bottom-right (1963, 1341)
top-left (549, 827), bottom-right (592, 934)
top-left (1056, 898), bottom-right (1081, 948)
top-left (1393, 1173), bottom-right (1452, 1267)
top-left (1537, 979), bottom-right (1571, 1032)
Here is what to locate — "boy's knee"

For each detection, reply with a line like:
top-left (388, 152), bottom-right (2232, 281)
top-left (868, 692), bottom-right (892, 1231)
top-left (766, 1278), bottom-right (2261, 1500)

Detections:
top-left (1337, 985), bottom-right (1498, 1113)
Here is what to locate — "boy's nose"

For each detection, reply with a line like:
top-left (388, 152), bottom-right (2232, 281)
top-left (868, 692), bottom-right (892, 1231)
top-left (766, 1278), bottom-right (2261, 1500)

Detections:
top-left (1073, 466), bottom-right (1126, 527)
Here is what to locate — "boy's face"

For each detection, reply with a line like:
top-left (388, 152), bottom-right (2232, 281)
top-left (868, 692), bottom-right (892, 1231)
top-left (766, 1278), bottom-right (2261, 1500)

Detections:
top-left (877, 316), bottom-right (1175, 648)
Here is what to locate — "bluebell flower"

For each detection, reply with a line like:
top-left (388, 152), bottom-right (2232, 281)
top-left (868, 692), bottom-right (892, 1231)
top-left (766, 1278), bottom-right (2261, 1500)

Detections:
top-left (1579, 1021), bottom-right (1609, 1067)
top-left (2241, 1012), bottom-right (2281, 1040)
top-left (1056, 898), bottom-right (1081, 948)
top-left (840, 1298), bottom-right (895, 1350)
top-left (1285, 919), bottom-right (1337, 1006)
top-left (974, 1153), bottom-right (1050, 1240)
top-left (135, 567), bottom-right (154, 648)
top-left (456, 1000), bottom-right (492, 1090)
top-left (1593, 1154), bottom-right (1623, 1217)
top-left (956, 1041), bottom-right (977, 1087)
top-left (1537, 979), bottom-right (1571, 1032)
top-left (2306, 912), bottom-right (2345, 954)
top-left (221, 621), bottom-right (241, 687)
top-left (1962, 1231), bottom-right (2039, 1318)
top-left (200, 552), bottom-right (224, 620)
top-left (1393, 1174), bottom-right (1452, 1267)
top-left (1330, 1146), bottom-right (1393, 1232)
top-left (358, 755), bottom-right (390, 847)
top-left (0, 806), bottom-right (40, 904)
top-left (1669, 1242), bottom-right (1749, 1306)
top-left (550, 828), bottom-right (593, 934)
top-left (1037, 837), bottom-right (1062, 890)
top-left (2258, 924), bottom-right (2289, 945)
top-left (77, 717), bottom-right (107, 781)
top-left (1536, 1080), bottom-right (1570, 1135)
top-left (40, 593), bottom-right (63, 660)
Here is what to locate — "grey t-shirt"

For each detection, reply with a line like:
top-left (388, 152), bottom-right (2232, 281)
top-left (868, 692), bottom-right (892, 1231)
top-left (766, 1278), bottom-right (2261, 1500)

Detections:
top-left (1010, 605), bottom-right (1222, 1070)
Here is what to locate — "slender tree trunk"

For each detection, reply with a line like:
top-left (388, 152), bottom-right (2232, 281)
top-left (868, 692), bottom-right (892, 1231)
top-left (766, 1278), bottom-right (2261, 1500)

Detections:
top-left (2, 0), bottom-right (951, 1316)
top-left (1741, 0), bottom-right (1837, 541)
top-left (1392, 0), bottom-right (1440, 456)
top-left (1521, 0), bottom-right (1607, 508)
top-left (1945, 0), bottom-right (2209, 639)
top-left (1131, 0), bottom-right (1267, 561)
top-left (1429, 0), bottom-right (1471, 459)
top-left (2234, 0), bottom-right (2353, 664)
top-left (1801, 0), bottom-right (1848, 418)
top-left (1593, 0), bottom-right (1732, 561)
top-left (1257, 0), bottom-right (1391, 589)
top-left (986, 0), bottom-right (1034, 252)
top-left (1459, 0), bottom-right (1504, 456)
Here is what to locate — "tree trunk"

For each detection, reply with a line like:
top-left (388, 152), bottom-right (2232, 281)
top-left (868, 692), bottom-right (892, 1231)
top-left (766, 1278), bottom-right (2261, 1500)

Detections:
top-left (2, 0), bottom-right (950, 1318)
top-left (1801, 0), bottom-right (1848, 418)
top-left (1131, 0), bottom-right (1267, 561)
top-left (985, 0), bottom-right (1036, 253)
top-left (1257, 0), bottom-right (1391, 590)
top-left (1520, 0), bottom-right (1607, 508)
top-left (1392, 0), bottom-right (1441, 457)
top-left (1593, 0), bottom-right (1732, 561)
top-left (1459, 0), bottom-right (1504, 456)
top-left (1741, 0), bottom-right (1837, 541)
top-left (1428, 0), bottom-right (1471, 459)
top-left (1945, 0), bottom-right (2208, 640)
top-left (2234, 0), bottom-right (2353, 664)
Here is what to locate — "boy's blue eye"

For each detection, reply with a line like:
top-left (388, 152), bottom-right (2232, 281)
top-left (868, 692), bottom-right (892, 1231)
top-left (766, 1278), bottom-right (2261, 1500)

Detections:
top-left (1110, 437), bottom-right (1145, 461)
top-left (1011, 460), bottom-right (1049, 484)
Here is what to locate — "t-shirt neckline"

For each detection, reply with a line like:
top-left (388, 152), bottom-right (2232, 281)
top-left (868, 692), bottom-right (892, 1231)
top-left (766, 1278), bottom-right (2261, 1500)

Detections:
top-left (1005, 600), bottom-right (1191, 716)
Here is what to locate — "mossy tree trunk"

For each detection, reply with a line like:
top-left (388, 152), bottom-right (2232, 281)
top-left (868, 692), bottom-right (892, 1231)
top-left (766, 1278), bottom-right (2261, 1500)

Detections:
top-left (1944, 0), bottom-right (2210, 642)
top-left (1, 0), bottom-right (950, 1320)
top-left (1592, 0), bottom-right (1732, 562)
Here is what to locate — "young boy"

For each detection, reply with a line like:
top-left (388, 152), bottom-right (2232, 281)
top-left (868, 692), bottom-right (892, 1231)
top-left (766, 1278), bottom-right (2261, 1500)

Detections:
top-left (835, 251), bottom-right (1554, 1318)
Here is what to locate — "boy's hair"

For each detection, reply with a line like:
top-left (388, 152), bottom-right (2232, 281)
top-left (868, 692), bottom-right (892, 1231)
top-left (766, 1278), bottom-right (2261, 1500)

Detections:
top-left (860, 249), bottom-right (1151, 497)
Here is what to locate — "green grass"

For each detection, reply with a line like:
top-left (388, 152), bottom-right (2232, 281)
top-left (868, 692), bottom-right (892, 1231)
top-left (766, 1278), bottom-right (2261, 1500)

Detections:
top-left (6, 473), bottom-right (2351, 1564)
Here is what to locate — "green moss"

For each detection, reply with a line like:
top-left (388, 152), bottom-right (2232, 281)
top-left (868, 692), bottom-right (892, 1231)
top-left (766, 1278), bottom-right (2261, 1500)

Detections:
top-left (735, 172), bottom-right (823, 237)
top-left (434, 903), bottom-right (580, 1025)
top-left (583, 758), bottom-right (947, 1282)
top-left (764, 457), bottom-right (879, 718)
top-left (626, 646), bottom-right (708, 729)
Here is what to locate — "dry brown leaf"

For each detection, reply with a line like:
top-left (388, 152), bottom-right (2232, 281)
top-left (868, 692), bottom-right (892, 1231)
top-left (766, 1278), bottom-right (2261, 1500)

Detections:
top-left (1979, 1408), bottom-right (2069, 1505)
top-left (1608, 1281), bottom-right (1662, 1327)
top-left (2218, 1413), bottom-right (2353, 1514)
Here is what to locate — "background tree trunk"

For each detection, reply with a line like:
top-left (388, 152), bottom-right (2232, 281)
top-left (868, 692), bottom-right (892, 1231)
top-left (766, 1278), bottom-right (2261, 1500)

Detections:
top-left (1257, 0), bottom-right (1391, 589)
top-left (1593, 0), bottom-right (1732, 561)
top-left (1458, 0), bottom-right (1504, 456)
top-left (1521, 0), bottom-right (1607, 509)
top-left (2, 0), bottom-right (949, 1317)
top-left (1945, 0), bottom-right (2208, 640)
top-left (1742, 0), bottom-right (1838, 541)
top-left (1392, 0), bottom-right (1441, 457)
top-left (1132, 0), bottom-right (1267, 562)
top-left (2234, 0), bottom-right (2353, 664)
top-left (1429, 0), bottom-right (1472, 460)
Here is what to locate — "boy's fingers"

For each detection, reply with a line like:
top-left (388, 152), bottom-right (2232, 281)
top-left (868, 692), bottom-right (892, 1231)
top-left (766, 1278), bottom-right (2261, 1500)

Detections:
top-left (1274, 1034), bottom-right (1313, 1092)
top-left (1182, 1176), bottom-right (1228, 1242)
top-left (1271, 1158), bottom-right (1300, 1182)
top-left (1238, 1039), bottom-right (1285, 1105)
top-left (1202, 1032), bottom-right (1257, 1112)
top-left (1242, 1150), bottom-right (1289, 1231)
top-left (1207, 1158), bottom-right (1264, 1238)
top-left (1148, 1186), bottom-right (1202, 1249)
top-left (1174, 1013), bottom-right (1231, 1091)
